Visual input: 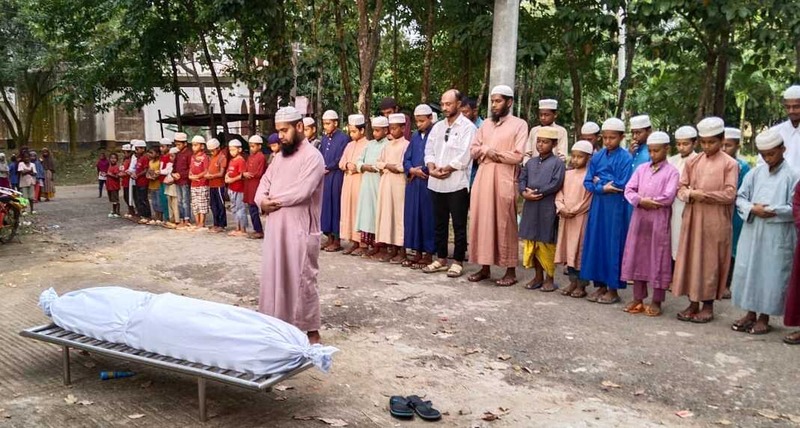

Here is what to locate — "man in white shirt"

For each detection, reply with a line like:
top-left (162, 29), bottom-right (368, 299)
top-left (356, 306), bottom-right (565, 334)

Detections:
top-left (524, 99), bottom-right (568, 163)
top-left (771, 85), bottom-right (800, 172)
top-left (421, 89), bottom-right (477, 278)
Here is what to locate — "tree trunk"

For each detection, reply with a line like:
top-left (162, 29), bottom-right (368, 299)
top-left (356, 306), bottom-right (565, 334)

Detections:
top-left (392, 14), bottom-right (399, 101)
top-left (334, 0), bottom-right (355, 115)
top-left (248, 87), bottom-right (256, 136)
top-left (0, 88), bottom-right (22, 145)
top-left (200, 32), bottom-right (228, 140)
top-left (615, 28), bottom-right (636, 118)
top-left (477, 48), bottom-right (491, 112)
top-left (356, 0), bottom-right (384, 124)
top-left (180, 49), bottom-right (210, 114)
top-left (524, 68), bottom-right (536, 121)
top-left (420, 0), bottom-right (435, 103)
top-left (67, 102), bottom-right (77, 154)
top-left (695, 50), bottom-right (717, 123)
top-left (312, 0), bottom-right (324, 126)
top-left (712, 26), bottom-right (730, 117)
top-left (169, 53), bottom-right (183, 130)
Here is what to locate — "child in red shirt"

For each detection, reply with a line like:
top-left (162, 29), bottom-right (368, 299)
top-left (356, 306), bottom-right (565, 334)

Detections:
top-left (106, 153), bottom-right (121, 217)
top-left (225, 141), bottom-right (247, 236)
top-left (188, 136), bottom-right (210, 229)
top-left (120, 146), bottom-right (135, 218)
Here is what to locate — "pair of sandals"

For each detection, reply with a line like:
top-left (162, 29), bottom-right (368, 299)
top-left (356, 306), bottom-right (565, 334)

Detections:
top-left (390, 395), bottom-right (441, 421)
top-left (560, 285), bottom-right (587, 298)
top-left (676, 311), bottom-right (714, 323)
top-left (731, 319), bottom-right (771, 335)
top-left (421, 260), bottom-right (463, 278)
top-left (467, 271), bottom-right (517, 286)
top-left (586, 291), bottom-right (621, 305)
top-left (623, 302), bottom-right (662, 317)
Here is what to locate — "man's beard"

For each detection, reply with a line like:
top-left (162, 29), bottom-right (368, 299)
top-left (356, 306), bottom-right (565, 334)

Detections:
top-left (280, 136), bottom-right (303, 156)
top-left (491, 104), bottom-right (510, 121)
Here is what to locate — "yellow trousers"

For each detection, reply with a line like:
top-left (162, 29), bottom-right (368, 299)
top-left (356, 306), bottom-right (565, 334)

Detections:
top-left (522, 240), bottom-right (556, 276)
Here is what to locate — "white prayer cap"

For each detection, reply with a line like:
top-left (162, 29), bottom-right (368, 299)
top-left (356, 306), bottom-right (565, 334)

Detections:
top-left (121, 144), bottom-right (132, 151)
top-left (371, 116), bottom-right (389, 128)
top-left (168, 147), bottom-right (179, 154)
top-left (581, 121), bottom-right (600, 135)
top-left (783, 85), bottom-right (800, 100)
top-left (248, 135), bottom-right (264, 144)
top-left (674, 125), bottom-right (697, 140)
top-left (275, 106), bottom-right (303, 123)
top-left (629, 114), bottom-right (651, 130)
top-left (174, 132), bottom-right (188, 142)
top-left (696, 116), bottom-right (725, 137)
top-left (538, 99), bottom-right (558, 110)
top-left (414, 104), bottom-right (433, 116)
top-left (537, 126), bottom-right (559, 140)
top-left (389, 113), bottom-right (406, 124)
top-left (206, 138), bottom-right (220, 150)
top-left (490, 85), bottom-right (514, 98)
top-left (322, 110), bottom-right (339, 120)
top-left (302, 117), bottom-right (316, 127)
top-left (159, 137), bottom-right (173, 146)
top-left (228, 140), bottom-right (242, 147)
top-left (191, 135), bottom-right (205, 144)
top-left (132, 139), bottom-right (147, 148)
top-left (646, 131), bottom-right (670, 146)
top-left (724, 127), bottom-right (741, 140)
top-left (601, 117), bottom-right (626, 132)
top-left (572, 140), bottom-right (594, 155)
top-left (348, 114), bottom-right (365, 126)
top-left (755, 129), bottom-right (783, 150)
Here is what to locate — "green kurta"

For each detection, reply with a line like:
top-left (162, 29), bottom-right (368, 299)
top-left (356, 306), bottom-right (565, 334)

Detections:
top-left (355, 138), bottom-right (388, 234)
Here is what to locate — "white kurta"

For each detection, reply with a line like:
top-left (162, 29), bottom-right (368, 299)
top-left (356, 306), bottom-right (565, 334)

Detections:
top-left (768, 120), bottom-right (800, 173)
top-left (668, 152), bottom-right (698, 260)
top-left (731, 162), bottom-right (799, 315)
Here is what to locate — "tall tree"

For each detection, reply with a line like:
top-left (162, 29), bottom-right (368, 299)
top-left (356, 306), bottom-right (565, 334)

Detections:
top-left (356, 0), bottom-right (385, 118)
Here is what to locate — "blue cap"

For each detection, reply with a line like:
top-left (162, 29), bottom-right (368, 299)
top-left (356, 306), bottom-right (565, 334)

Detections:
top-left (268, 133), bottom-right (280, 145)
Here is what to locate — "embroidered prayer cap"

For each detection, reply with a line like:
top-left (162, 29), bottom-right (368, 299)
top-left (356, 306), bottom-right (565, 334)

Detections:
top-left (268, 133), bottom-right (280, 145)
top-left (572, 140), bottom-right (594, 154)
top-left (581, 121), bottom-right (600, 135)
top-left (371, 116), bottom-right (389, 128)
top-left (174, 132), bottom-right (188, 142)
top-left (159, 138), bottom-right (173, 146)
top-left (490, 84), bottom-right (514, 98)
top-left (228, 140), bottom-right (242, 147)
top-left (755, 129), bottom-right (783, 150)
top-left (724, 127), bottom-right (741, 140)
top-left (168, 147), bottom-right (179, 154)
top-left (121, 144), bottom-right (132, 151)
top-left (302, 117), bottom-right (315, 127)
top-left (601, 117), bottom-right (626, 132)
top-left (389, 113), bottom-right (406, 124)
top-left (646, 131), bottom-right (670, 146)
top-left (206, 138), bottom-right (220, 150)
top-left (322, 110), bottom-right (339, 120)
top-left (629, 114), bottom-right (651, 130)
top-left (537, 126), bottom-right (559, 140)
top-left (132, 139), bottom-right (147, 148)
top-left (783, 85), bottom-right (800, 100)
top-left (348, 114), bottom-right (365, 126)
top-left (275, 106), bottom-right (303, 124)
top-left (248, 135), bottom-right (264, 144)
top-left (538, 99), bottom-right (558, 110)
top-left (674, 126), bottom-right (697, 140)
top-left (191, 135), bottom-right (206, 144)
top-left (414, 104), bottom-right (433, 116)
top-left (696, 116), bottom-right (725, 137)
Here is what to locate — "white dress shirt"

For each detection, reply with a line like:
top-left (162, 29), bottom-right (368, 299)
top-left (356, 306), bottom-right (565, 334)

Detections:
top-left (425, 113), bottom-right (477, 193)
top-left (768, 119), bottom-right (800, 172)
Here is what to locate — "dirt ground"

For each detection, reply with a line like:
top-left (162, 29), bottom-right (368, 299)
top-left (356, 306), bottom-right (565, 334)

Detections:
top-left (1, 184), bottom-right (799, 427)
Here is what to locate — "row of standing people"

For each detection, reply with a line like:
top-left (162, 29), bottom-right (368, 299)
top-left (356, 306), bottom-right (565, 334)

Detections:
top-left (0, 147), bottom-right (57, 214)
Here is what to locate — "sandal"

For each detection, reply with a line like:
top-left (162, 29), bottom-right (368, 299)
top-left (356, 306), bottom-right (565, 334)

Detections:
top-left (495, 277), bottom-right (517, 287)
top-left (389, 254), bottom-right (407, 264)
top-left (731, 319), bottom-right (755, 332)
top-left (560, 283), bottom-right (578, 296)
top-left (468, 271), bottom-right (491, 282)
top-left (422, 260), bottom-right (448, 274)
top-left (783, 331), bottom-right (800, 345)
top-left (676, 310), bottom-right (697, 322)
top-left (389, 396), bottom-right (414, 419)
top-left (690, 313), bottom-right (714, 324)
top-left (623, 302), bottom-right (645, 314)
top-left (401, 259), bottom-right (416, 268)
top-left (747, 323), bottom-right (772, 335)
top-left (411, 262), bottom-right (429, 270)
top-left (324, 245), bottom-right (343, 252)
top-left (586, 289), bottom-right (605, 303)
top-left (540, 283), bottom-right (558, 292)
top-left (406, 395), bottom-right (442, 421)
top-left (644, 305), bottom-right (662, 317)
top-left (570, 288), bottom-right (588, 298)
top-left (597, 295), bottom-right (621, 304)
top-left (524, 281), bottom-right (543, 290)
top-left (446, 264), bottom-right (463, 278)
top-left (351, 247), bottom-right (366, 257)
top-left (342, 245), bottom-right (357, 255)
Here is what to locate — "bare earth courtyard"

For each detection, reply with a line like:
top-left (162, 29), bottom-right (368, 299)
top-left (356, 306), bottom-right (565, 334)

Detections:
top-left (1, 184), bottom-right (799, 427)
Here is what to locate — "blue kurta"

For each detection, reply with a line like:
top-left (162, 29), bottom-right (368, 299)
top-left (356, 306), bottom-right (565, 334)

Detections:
top-left (732, 158), bottom-right (751, 258)
top-left (403, 130), bottom-right (435, 253)
top-left (580, 147), bottom-right (634, 289)
top-left (631, 144), bottom-right (651, 170)
top-left (320, 129), bottom-right (350, 235)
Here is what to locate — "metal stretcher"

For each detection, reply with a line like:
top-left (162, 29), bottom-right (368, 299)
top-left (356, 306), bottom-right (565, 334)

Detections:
top-left (20, 324), bottom-right (314, 422)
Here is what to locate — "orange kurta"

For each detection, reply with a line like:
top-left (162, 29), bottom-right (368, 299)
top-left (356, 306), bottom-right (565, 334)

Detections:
top-left (339, 137), bottom-right (368, 242)
top-left (554, 167), bottom-right (592, 269)
top-left (468, 115), bottom-right (529, 267)
top-left (672, 151), bottom-right (739, 301)
top-left (375, 137), bottom-right (409, 246)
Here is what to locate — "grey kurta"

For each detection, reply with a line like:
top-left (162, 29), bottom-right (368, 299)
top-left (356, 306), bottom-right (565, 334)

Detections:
top-left (355, 138), bottom-right (388, 234)
top-left (732, 161), bottom-right (799, 315)
top-left (518, 154), bottom-right (565, 243)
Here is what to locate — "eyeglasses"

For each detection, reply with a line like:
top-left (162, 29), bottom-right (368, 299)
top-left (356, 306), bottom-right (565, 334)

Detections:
top-left (445, 127), bottom-right (451, 143)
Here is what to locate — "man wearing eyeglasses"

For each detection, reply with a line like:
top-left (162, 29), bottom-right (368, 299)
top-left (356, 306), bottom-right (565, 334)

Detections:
top-left (420, 89), bottom-right (477, 278)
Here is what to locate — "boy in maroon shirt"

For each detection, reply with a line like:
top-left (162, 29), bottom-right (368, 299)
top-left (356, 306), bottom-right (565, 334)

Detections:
top-left (244, 135), bottom-right (268, 239)
top-left (172, 132), bottom-right (193, 228)
top-left (106, 153), bottom-right (121, 217)
top-left (133, 140), bottom-right (152, 223)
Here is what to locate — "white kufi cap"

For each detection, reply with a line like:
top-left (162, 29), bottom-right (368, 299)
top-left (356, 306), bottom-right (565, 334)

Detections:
top-left (206, 138), bottom-right (220, 150)
top-left (174, 132), bottom-right (188, 142)
top-left (581, 121), bottom-right (600, 135)
top-left (490, 85), bottom-right (514, 98)
top-left (572, 140), bottom-right (594, 155)
top-left (674, 126), bottom-right (697, 140)
top-left (168, 147), bottom-right (179, 154)
top-left (248, 135), bottom-right (264, 144)
top-left (646, 131), bottom-right (670, 146)
top-left (696, 117), bottom-right (725, 138)
top-left (275, 106), bottom-right (303, 123)
top-left (414, 104), bottom-right (433, 116)
top-left (629, 114), bottom-right (652, 130)
top-left (348, 114), bottom-right (365, 126)
top-left (371, 116), bottom-right (389, 127)
top-left (538, 99), bottom-right (558, 110)
top-left (601, 117), bottom-right (625, 132)
top-left (388, 113), bottom-right (406, 124)
top-left (159, 137), bottom-right (172, 146)
top-left (322, 110), bottom-right (339, 120)
top-left (228, 140), bottom-right (242, 147)
top-left (191, 135), bottom-right (205, 144)
top-left (302, 117), bottom-right (315, 127)
top-left (537, 126), bottom-right (559, 140)
top-left (783, 85), bottom-right (800, 100)
top-left (724, 127), bottom-right (741, 140)
top-left (132, 139), bottom-right (147, 148)
top-left (755, 129), bottom-right (784, 150)
top-left (121, 144), bottom-right (131, 151)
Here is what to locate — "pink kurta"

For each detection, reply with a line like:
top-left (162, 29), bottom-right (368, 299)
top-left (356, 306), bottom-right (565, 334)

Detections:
top-left (672, 151), bottom-right (739, 302)
top-left (375, 137), bottom-right (409, 246)
top-left (339, 137), bottom-right (368, 242)
top-left (554, 167), bottom-right (592, 269)
top-left (255, 140), bottom-right (325, 332)
top-left (468, 115), bottom-right (529, 267)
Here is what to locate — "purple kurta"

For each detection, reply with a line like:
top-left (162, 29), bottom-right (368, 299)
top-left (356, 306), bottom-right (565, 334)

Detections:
top-left (255, 140), bottom-right (325, 332)
top-left (620, 160), bottom-right (680, 288)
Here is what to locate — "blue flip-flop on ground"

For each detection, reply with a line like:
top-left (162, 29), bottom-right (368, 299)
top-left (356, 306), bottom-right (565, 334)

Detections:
top-left (406, 395), bottom-right (442, 421)
top-left (389, 396), bottom-right (414, 419)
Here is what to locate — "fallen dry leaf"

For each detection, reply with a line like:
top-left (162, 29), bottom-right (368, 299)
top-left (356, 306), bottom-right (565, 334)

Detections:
top-left (293, 415), bottom-right (315, 421)
top-left (395, 374), bottom-right (416, 379)
top-left (601, 380), bottom-right (621, 389)
top-left (463, 348), bottom-right (481, 356)
top-left (64, 394), bottom-right (78, 405)
top-left (715, 420), bottom-right (733, 426)
top-left (498, 407), bottom-right (510, 413)
top-left (275, 385), bottom-right (294, 392)
top-left (127, 414), bottom-right (145, 419)
top-left (77, 400), bottom-right (94, 406)
top-left (757, 410), bottom-right (781, 420)
top-left (335, 285), bottom-right (350, 289)
top-left (497, 354), bottom-right (512, 361)
top-left (481, 411), bottom-right (499, 421)
top-left (316, 417), bottom-right (348, 427)
top-left (675, 410), bottom-right (694, 418)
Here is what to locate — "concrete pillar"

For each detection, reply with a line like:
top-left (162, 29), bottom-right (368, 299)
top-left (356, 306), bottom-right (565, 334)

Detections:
top-left (488, 0), bottom-right (521, 100)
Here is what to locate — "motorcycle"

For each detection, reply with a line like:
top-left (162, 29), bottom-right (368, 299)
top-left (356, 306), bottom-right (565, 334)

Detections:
top-left (0, 187), bottom-right (27, 244)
